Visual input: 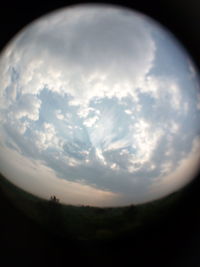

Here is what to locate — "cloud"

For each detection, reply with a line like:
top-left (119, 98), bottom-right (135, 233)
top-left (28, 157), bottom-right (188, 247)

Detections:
top-left (11, 94), bottom-right (41, 121)
top-left (127, 118), bottom-right (163, 169)
top-left (83, 115), bottom-right (99, 128)
top-left (0, 5), bottom-right (156, 106)
top-left (77, 107), bottom-right (95, 118)
top-left (88, 108), bottom-right (117, 149)
top-left (34, 122), bottom-right (62, 151)
top-left (187, 57), bottom-right (197, 78)
top-left (55, 109), bottom-right (65, 120)
top-left (63, 139), bottom-right (90, 162)
top-left (168, 121), bottom-right (180, 134)
top-left (149, 137), bottom-right (200, 200)
top-left (0, 4), bottom-right (199, 206)
top-left (124, 109), bottom-right (133, 115)
top-left (197, 93), bottom-right (200, 110)
top-left (169, 83), bottom-right (181, 110)
top-left (160, 161), bottom-right (173, 175)
top-left (0, 145), bottom-right (121, 206)
top-left (139, 75), bottom-right (182, 111)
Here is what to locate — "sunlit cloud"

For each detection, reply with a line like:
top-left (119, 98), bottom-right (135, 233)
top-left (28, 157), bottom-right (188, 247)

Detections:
top-left (0, 4), bottom-right (199, 206)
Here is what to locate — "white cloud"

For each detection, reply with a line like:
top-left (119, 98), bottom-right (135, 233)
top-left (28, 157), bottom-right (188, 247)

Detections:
top-left (124, 109), bottom-right (133, 115)
top-left (105, 139), bottom-right (130, 152)
top-left (128, 119), bottom-right (163, 170)
top-left (0, 5), bottom-right (156, 108)
top-left (138, 75), bottom-right (183, 113)
top-left (88, 111), bottom-right (116, 149)
top-left (0, 4), bottom-right (199, 206)
top-left (139, 75), bottom-right (160, 99)
top-left (77, 107), bottom-right (95, 118)
top-left (169, 83), bottom-right (181, 110)
top-left (35, 123), bottom-right (61, 151)
top-left (150, 137), bottom-right (200, 199)
top-left (55, 109), bottom-right (65, 120)
top-left (16, 120), bottom-right (30, 134)
top-left (169, 121), bottom-right (180, 134)
top-left (95, 148), bottom-right (107, 165)
top-left (83, 115), bottom-right (99, 128)
top-left (10, 94), bottom-right (41, 121)
top-left (95, 116), bottom-right (164, 173)
top-left (110, 162), bottom-right (119, 170)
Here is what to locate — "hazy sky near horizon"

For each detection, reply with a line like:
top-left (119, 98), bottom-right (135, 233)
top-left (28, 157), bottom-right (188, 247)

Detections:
top-left (0, 4), bottom-right (200, 206)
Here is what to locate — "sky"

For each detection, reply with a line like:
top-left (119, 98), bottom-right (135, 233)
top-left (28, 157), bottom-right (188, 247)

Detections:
top-left (0, 4), bottom-right (200, 207)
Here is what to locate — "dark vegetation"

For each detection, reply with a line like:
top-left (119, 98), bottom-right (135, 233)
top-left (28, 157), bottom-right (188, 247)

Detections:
top-left (1, 172), bottom-right (200, 267)
top-left (0, 173), bottom-right (189, 242)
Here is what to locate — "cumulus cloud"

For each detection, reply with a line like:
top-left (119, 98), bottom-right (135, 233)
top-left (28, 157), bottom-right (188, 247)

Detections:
top-left (0, 5), bottom-right (156, 105)
top-left (34, 123), bottom-right (61, 151)
top-left (127, 119), bottom-right (163, 170)
top-left (11, 94), bottom-right (41, 121)
top-left (55, 109), bottom-right (65, 120)
top-left (83, 115), bottom-right (99, 128)
top-left (0, 4), bottom-right (199, 206)
top-left (139, 75), bottom-right (182, 111)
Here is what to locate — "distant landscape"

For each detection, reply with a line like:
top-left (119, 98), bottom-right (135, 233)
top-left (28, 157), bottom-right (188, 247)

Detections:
top-left (0, 172), bottom-right (188, 242)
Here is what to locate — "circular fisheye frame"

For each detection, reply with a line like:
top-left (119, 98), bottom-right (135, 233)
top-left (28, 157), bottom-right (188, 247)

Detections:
top-left (0, 4), bottom-right (199, 207)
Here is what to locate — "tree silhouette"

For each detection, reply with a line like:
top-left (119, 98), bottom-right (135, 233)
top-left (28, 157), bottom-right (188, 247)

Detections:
top-left (50, 195), bottom-right (60, 203)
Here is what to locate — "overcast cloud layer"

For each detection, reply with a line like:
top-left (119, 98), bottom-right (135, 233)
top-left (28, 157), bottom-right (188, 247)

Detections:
top-left (0, 4), bottom-right (200, 206)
